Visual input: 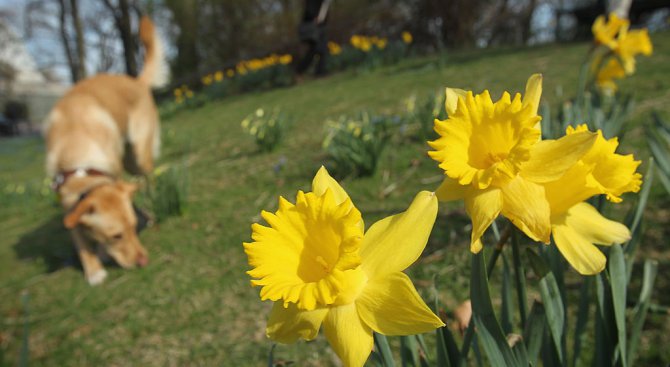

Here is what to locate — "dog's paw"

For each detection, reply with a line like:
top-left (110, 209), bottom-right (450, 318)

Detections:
top-left (87, 269), bottom-right (108, 286)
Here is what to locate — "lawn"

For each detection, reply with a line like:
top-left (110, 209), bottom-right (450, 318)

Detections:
top-left (1, 32), bottom-right (669, 366)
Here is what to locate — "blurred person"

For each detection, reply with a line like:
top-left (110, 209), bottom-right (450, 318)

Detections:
top-left (296, 0), bottom-right (331, 78)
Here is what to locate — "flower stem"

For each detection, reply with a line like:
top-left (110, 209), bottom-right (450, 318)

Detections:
top-left (511, 229), bottom-right (528, 328)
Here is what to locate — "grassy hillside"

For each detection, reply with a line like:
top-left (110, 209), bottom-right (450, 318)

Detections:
top-left (1, 33), bottom-right (669, 366)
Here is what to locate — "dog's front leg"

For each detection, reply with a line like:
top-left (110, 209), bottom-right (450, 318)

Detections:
top-left (72, 229), bottom-right (107, 285)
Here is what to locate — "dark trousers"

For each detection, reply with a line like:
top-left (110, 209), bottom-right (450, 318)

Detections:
top-left (297, 28), bottom-right (327, 76)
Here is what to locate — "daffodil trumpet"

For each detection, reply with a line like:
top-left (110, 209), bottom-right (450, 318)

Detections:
top-left (244, 167), bottom-right (444, 367)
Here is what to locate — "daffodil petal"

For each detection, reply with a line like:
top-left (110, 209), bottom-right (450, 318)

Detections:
top-left (552, 220), bottom-right (606, 275)
top-left (323, 303), bottom-right (374, 367)
top-left (435, 177), bottom-right (467, 202)
top-left (356, 272), bottom-right (444, 335)
top-left (361, 191), bottom-right (438, 278)
top-left (465, 187), bottom-right (502, 253)
top-left (522, 73), bottom-right (543, 117)
top-left (445, 88), bottom-right (467, 116)
top-left (312, 166), bottom-right (350, 205)
top-left (521, 131), bottom-right (597, 183)
top-left (501, 176), bottom-right (551, 243)
top-left (266, 302), bottom-right (329, 343)
top-left (563, 202), bottom-right (631, 245)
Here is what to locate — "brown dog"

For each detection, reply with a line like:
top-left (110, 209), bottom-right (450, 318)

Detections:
top-left (43, 16), bottom-right (166, 285)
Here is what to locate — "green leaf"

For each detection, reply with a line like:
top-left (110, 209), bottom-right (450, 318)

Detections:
top-left (400, 335), bottom-right (419, 367)
top-left (470, 252), bottom-right (525, 367)
top-left (436, 326), bottom-right (460, 367)
top-left (571, 276), bottom-right (593, 366)
top-left (523, 301), bottom-right (546, 367)
top-left (374, 333), bottom-right (396, 367)
top-left (526, 249), bottom-right (564, 364)
top-left (627, 260), bottom-right (658, 366)
top-left (609, 244), bottom-right (627, 367)
top-left (501, 254), bottom-right (514, 335)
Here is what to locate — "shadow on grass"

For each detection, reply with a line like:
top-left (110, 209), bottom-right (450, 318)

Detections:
top-left (12, 214), bottom-right (77, 273)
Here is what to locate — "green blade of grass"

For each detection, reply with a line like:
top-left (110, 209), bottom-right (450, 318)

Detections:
top-left (374, 333), bottom-right (395, 367)
top-left (523, 301), bottom-right (546, 367)
top-left (608, 244), bottom-right (628, 367)
top-left (526, 249), bottom-right (564, 364)
top-left (571, 276), bottom-right (593, 367)
top-left (627, 260), bottom-right (659, 366)
top-left (470, 252), bottom-right (525, 367)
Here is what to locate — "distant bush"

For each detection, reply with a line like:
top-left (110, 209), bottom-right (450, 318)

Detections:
top-left (241, 108), bottom-right (290, 153)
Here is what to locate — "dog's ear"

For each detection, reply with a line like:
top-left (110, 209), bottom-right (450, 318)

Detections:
top-left (64, 199), bottom-right (95, 229)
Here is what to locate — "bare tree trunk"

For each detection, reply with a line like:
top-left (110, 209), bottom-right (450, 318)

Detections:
top-left (521, 0), bottom-right (538, 44)
top-left (69, 0), bottom-right (87, 80)
top-left (57, 0), bottom-right (79, 83)
top-left (165, 0), bottom-right (200, 78)
top-left (102, 0), bottom-right (138, 77)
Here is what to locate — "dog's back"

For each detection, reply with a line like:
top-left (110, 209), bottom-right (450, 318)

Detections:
top-left (45, 16), bottom-right (165, 178)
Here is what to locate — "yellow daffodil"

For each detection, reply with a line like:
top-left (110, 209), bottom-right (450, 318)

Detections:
top-left (543, 125), bottom-right (641, 274)
top-left (591, 13), bottom-right (653, 75)
top-left (244, 167), bottom-right (444, 367)
top-left (402, 31), bottom-right (413, 44)
top-left (328, 42), bottom-right (342, 55)
top-left (226, 69), bottom-right (235, 77)
top-left (592, 13), bottom-right (629, 49)
top-left (429, 74), bottom-right (597, 252)
top-left (595, 58), bottom-right (626, 93)
top-left (279, 54), bottom-right (293, 65)
top-left (615, 27), bottom-right (653, 74)
top-left (214, 71), bottom-right (223, 82)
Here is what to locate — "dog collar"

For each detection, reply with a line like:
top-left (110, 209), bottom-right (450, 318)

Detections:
top-left (52, 168), bottom-right (113, 192)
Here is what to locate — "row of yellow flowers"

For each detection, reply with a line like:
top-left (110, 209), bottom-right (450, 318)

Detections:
top-left (336, 31), bottom-right (412, 54)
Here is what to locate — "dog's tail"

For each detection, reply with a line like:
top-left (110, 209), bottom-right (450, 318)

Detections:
top-left (138, 16), bottom-right (168, 88)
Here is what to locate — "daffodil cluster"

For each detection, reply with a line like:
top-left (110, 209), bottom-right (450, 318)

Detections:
top-left (428, 74), bottom-right (641, 274)
top-left (328, 41), bottom-right (343, 55)
top-left (591, 13), bottom-right (653, 92)
top-left (240, 108), bottom-right (288, 152)
top-left (244, 167), bottom-right (443, 367)
top-left (350, 35), bottom-right (388, 52)
top-left (173, 84), bottom-right (195, 104)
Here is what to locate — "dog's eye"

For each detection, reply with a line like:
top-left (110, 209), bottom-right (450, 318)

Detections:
top-left (111, 233), bottom-right (123, 241)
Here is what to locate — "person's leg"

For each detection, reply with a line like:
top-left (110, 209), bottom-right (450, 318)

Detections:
top-left (314, 29), bottom-right (328, 76)
top-left (297, 40), bottom-right (317, 75)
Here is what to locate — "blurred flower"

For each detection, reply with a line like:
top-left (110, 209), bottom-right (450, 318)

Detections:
top-left (185, 90), bottom-right (194, 98)
top-left (401, 31), bottom-right (413, 44)
top-left (543, 125), bottom-right (641, 274)
top-left (429, 74), bottom-right (598, 252)
top-left (595, 58), bottom-right (626, 93)
top-left (214, 71), bottom-right (224, 82)
top-left (615, 27), bottom-right (653, 74)
top-left (201, 74), bottom-right (213, 86)
top-left (592, 13), bottom-right (628, 49)
top-left (279, 54), bottom-right (293, 65)
top-left (374, 37), bottom-right (388, 50)
top-left (328, 42), bottom-right (342, 55)
top-left (226, 69), bottom-right (235, 78)
top-left (244, 167), bottom-right (443, 367)
top-left (173, 88), bottom-right (183, 97)
top-left (591, 12), bottom-right (653, 75)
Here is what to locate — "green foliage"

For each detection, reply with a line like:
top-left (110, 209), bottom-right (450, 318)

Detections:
top-left (646, 112), bottom-right (670, 194)
top-left (147, 164), bottom-right (189, 223)
top-left (322, 111), bottom-right (400, 178)
top-left (241, 108), bottom-right (290, 152)
top-left (403, 90), bottom-right (446, 142)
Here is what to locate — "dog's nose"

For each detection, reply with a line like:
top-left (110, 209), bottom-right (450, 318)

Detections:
top-left (136, 254), bottom-right (148, 267)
